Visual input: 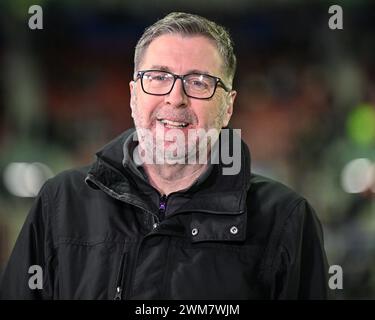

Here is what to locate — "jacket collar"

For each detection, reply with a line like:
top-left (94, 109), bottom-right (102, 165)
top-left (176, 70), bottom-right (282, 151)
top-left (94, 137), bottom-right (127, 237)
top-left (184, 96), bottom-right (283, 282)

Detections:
top-left (86, 128), bottom-right (252, 216)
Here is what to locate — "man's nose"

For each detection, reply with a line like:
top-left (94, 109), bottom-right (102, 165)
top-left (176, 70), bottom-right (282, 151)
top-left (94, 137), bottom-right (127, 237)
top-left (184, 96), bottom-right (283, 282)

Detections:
top-left (164, 78), bottom-right (188, 107)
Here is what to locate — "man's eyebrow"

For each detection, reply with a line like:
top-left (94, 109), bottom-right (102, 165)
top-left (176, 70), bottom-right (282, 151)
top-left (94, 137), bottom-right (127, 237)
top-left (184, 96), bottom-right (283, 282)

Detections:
top-left (149, 65), bottom-right (211, 75)
top-left (187, 69), bottom-right (211, 75)
top-left (150, 65), bottom-right (171, 72)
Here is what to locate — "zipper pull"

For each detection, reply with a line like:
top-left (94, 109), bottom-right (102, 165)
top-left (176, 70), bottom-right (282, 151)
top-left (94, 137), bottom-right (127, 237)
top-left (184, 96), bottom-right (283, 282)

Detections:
top-left (158, 195), bottom-right (167, 221)
top-left (114, 286), bottom-right (122, 300)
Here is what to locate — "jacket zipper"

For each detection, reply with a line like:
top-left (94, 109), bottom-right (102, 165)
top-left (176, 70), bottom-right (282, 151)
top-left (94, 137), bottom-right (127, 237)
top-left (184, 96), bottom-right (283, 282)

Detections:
top-left (151, 194), bottom-right (167, 229)
top-left (119, 197), bottom-right (167, 299)
top-left (114, 251), bottom-right (127, 300)
top-left (113, 199), bottom-right (162, 301)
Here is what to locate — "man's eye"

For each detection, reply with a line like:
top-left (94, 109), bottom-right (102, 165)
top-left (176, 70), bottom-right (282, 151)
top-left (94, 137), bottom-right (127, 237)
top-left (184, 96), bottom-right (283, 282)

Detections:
top-left (191, 80), bottom-right (208, 88)
top-left (153, 75), bottom-right (167, 81)
top-left (144, 73), bottom-right (170, 81)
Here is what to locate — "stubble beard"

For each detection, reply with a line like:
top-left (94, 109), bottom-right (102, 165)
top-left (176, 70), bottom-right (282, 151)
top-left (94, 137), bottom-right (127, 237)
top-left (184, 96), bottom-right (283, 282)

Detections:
top-left (131, 98), bottom-right (227, 166)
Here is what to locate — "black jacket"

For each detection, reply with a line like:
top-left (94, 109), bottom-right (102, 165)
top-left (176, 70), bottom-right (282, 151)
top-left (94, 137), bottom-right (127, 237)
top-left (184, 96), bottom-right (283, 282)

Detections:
top-left (0, 128), bottom-right (329, 299)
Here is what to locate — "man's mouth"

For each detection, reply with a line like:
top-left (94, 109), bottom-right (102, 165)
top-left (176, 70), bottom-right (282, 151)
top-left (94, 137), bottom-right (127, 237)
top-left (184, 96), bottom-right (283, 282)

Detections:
top-left (158, 119), bottom-right (189, 128)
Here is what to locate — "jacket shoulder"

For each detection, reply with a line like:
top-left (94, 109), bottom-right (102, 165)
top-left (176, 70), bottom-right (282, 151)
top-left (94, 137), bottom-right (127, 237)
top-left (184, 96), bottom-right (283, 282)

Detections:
top-left (248, 173), bottom-right (305, 214)
top-left (41, 165), bottom-right (92, 198)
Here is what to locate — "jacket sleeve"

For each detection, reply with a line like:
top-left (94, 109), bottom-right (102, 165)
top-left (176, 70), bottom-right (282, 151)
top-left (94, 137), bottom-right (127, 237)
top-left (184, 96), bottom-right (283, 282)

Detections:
top-left (0, 183), bottom-right (56, 299)
top-left (273, 199), bottom-right (329, 299)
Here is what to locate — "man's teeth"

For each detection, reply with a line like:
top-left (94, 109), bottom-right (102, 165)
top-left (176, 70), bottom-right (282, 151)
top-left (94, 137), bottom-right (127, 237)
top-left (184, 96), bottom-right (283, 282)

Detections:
top-left (159, 119), bottom-right (189, 128)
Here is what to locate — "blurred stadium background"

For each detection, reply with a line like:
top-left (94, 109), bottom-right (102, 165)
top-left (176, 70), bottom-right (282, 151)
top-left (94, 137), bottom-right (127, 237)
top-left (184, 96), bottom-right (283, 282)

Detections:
top-left (1, 0), bottom-right (375, 299)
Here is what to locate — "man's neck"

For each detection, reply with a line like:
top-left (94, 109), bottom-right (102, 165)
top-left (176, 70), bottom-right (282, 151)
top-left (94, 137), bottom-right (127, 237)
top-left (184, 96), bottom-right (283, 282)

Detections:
top-left (142, 163), bottom-right (208, 196)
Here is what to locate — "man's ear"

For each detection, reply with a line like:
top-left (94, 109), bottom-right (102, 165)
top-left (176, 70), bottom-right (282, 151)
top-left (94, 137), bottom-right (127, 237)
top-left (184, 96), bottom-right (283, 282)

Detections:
top-left (129, 80), bottom-right (136, 117)
top-left (222, 90), bottom-right (237, 128)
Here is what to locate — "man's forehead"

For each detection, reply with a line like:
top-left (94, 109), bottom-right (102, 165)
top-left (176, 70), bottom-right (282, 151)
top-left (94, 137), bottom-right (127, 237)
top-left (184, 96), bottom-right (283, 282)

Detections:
top-left (140, 34), bottom-right (223, 74)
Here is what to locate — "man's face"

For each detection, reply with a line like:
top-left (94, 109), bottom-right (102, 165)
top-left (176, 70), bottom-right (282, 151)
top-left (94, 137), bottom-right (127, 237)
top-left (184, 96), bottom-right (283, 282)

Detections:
top-left (129, 34), bottom-right (236, 162)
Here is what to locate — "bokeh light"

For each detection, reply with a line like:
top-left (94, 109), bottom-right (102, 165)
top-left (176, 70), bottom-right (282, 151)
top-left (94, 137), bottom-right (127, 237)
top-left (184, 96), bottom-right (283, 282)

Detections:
top-left (341, 158), bottom-right (374, 194)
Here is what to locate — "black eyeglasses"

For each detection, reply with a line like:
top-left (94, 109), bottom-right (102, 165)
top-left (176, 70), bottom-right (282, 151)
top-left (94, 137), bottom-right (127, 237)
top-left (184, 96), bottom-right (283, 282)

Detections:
top-left (135, 70), bottom-right (231, 99)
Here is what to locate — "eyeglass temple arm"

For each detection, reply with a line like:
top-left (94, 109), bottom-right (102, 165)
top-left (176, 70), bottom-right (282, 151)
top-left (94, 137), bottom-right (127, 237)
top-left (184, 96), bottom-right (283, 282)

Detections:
top-left (218, 79), bottom-right (231, 92)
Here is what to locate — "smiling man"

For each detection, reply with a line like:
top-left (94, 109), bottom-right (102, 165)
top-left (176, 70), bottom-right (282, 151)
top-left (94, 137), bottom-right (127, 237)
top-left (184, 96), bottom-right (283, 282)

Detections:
top-left (130, 32), bottom-right (236, 194)
top-left (0, 12), bottom-right (329, 299)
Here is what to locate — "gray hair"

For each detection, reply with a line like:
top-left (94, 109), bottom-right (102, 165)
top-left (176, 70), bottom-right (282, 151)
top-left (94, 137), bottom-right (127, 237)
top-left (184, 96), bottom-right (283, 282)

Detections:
top-left (134, 12), bottom-right (237, 86)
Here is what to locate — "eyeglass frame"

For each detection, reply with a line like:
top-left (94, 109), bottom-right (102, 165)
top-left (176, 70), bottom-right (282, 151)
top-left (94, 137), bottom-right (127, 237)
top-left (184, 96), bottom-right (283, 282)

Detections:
top-left (135, 69), bottom-right (231, 100)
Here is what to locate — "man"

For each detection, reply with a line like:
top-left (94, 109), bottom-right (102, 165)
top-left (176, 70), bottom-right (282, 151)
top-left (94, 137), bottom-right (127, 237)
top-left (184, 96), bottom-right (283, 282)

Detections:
top-left (0, 12), bottom-right (328, 299)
